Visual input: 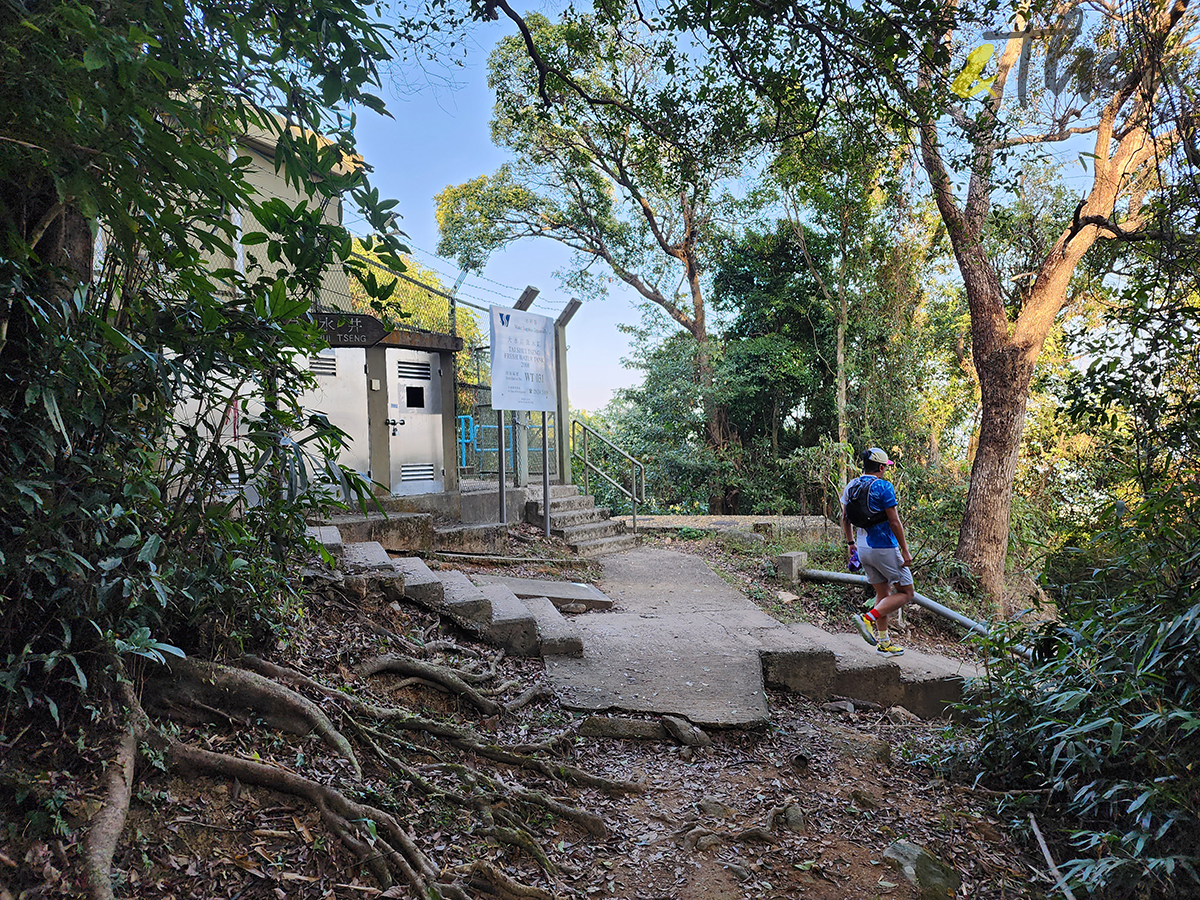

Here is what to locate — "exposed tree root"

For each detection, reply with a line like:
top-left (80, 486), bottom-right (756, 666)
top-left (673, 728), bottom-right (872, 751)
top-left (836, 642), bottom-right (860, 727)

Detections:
top-left (82, 678), bottom-right (146, 900)
top-left (452, 859), bottom-right (557, 900)
top-left (358, 653), bottom-right (503, 715)
top-left (505, 682), bottom-right (553, 713)
top-left (243, 656), bottom-right (643, 795)
top-left (165, 738), bottom-right (441, 895)
top-left (428, 762), bottom-right (607, 840)
top-left (145, 656), bottom-right (362, 778)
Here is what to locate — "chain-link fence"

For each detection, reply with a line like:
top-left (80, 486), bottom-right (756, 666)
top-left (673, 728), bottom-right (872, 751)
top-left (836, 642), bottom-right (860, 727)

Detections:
top-left (316, 251), bottom-right (485, 339)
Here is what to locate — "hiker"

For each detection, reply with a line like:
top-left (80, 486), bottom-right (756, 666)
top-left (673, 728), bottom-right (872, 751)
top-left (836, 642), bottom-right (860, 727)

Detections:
top-left (842, 447), bottom-right (914, 657)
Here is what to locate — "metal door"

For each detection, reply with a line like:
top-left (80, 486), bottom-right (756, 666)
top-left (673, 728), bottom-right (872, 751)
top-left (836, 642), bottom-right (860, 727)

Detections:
top-left (301, 347), bottom-right (370, 477)
top-left (386, 347), bottom-right (444, 495)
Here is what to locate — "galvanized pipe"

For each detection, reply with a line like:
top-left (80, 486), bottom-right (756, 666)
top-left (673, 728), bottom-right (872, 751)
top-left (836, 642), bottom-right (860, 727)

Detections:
top-left (800, 568), bottom-right (1033, 660)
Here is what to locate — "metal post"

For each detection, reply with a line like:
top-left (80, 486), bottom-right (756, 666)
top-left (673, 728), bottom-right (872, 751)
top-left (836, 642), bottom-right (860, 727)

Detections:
top-left (631, 458), bottom-right (637, 534)
top-left (514, 410), bottom-right (529, 487)
top-left (554, 299), bottom-right (582, 485)
top-left (541, 411), bottom-right (551, 537)
top-left (497, 409), bottom-right (507, 525)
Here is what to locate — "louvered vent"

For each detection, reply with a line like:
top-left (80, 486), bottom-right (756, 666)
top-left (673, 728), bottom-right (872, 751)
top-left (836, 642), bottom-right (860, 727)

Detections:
top-left (400, 464), bottom-right (436, 482)
top-left (310, 356), bottom-right (337, 376)
top-left (397, 360), bottom-right (432, 380)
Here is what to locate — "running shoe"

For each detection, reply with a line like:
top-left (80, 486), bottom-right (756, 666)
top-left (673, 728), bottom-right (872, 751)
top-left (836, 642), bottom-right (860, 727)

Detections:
top-left (853, 613), bottom-right (878, 646)
top-left (876, 638), bottom-right (904, 657)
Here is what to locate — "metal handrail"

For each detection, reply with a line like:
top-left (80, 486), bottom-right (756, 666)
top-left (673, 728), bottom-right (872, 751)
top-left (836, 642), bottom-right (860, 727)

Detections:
top-left (570, 420), bottom-right (647, 533)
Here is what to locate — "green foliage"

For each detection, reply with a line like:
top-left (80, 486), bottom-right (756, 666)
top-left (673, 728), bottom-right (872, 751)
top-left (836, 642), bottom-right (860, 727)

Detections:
top-left (973, 494), bottom-right (1200, 897)
top-left (971, 261), bottom-right (1200, 897)
top-left (0, 0), bottom-right (411, 716)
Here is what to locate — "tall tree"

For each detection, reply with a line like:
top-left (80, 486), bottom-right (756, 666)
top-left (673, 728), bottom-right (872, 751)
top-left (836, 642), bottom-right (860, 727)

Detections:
top-left (643, 0), bottom-right (1200, 599)
top-left (435, 12), bottom-right (760, 490)
top-left (769, 114), bottom-right (901, 485)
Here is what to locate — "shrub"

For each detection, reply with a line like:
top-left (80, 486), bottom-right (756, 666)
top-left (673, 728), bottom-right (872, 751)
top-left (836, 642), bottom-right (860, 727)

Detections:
top-left (970, 484), bottom-right (1200, 898)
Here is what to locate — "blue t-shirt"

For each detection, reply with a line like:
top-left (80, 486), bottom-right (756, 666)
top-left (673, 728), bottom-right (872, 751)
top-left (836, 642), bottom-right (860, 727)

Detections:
top-left (841, 475), bottom-right (898, 549)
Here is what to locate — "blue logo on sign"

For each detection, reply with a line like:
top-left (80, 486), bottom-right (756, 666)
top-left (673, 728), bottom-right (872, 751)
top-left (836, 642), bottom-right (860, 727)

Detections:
top-left (499, 314), bottom-right (511, 327)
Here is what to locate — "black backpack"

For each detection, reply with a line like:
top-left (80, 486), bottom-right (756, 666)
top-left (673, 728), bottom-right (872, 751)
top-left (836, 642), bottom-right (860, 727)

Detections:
top-left (846, 476), bottom-right (888, 528)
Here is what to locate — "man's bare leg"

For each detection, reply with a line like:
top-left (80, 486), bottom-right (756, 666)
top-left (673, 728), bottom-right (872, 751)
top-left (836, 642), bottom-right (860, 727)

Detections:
top-left (872, 583), bottom-right (914, 628)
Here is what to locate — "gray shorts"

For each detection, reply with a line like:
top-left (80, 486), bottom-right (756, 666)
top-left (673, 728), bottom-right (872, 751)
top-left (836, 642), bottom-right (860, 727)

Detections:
top-left (859, 545), bottom-right (913, 588)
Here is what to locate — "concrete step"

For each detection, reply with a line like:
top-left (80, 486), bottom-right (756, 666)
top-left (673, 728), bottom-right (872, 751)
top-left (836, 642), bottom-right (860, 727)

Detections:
top-left (541, 494), bottom-right (599, 514)
top-left (527, 505), bottom-right (611, 530)
top-left (521, 596), bottom-right (583, 657)
top-left (477, 584), bottom-right (540, 656)
top-left (570, 533), bottom-right (642, 557)
top-left (392, 557), bottom-right (442, 607)
top-left (523, 484), bottom-right (583, 501)
top-left (471, 575), bottom-right (614, 611)
top-left (342, 541), bottom-right (398, 574)
top-left (552, 506), bottom-right (612, 528)
top-left (427, 569), bottom-right (492, 634)
top-left (557, 519), bottom-right (625, 544)
top-left (433, 523), bottom-right (508, 555)
top-left (338, 541), bottom-right (406, 602)
top-left (760, 623), bottom-right (979, 719)
top-left (305, 525), bottom-right (344, 558)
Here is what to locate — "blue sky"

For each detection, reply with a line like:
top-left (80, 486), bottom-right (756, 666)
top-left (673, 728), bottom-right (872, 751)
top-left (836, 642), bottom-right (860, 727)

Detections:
top-left (345, 18), bottom-right (642, 413)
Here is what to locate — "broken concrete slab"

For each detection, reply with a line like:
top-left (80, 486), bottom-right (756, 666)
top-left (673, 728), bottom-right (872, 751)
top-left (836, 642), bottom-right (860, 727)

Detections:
top-left (760, 623), bottom-right (838, 699)
top-left (471, 575), bottom-right (614, 611)
top-left (324, 512), bottom-right (434, 552)
top-left (342, 541), bottom-right (396, 574)
top-left (305, 525), bottom-right (344, 558)
top-left (662, 715), bottom-right (712, 748)
top-left (523, 596), bottom-right (583, 657)
top-left (762, 625), bottom-right (977, 719)
top-left (391, 557), bottom-right (442, 607)
top-left (430, 569), bottom-right (492, 633)
top-left (544, 611), bottom-right (771, 727)
top-left (577, 716), bottom-right (669, 741)
top-left (542, 548), bottom-right (782, 728)
top-left (477, 584), bottom-right (539, 657)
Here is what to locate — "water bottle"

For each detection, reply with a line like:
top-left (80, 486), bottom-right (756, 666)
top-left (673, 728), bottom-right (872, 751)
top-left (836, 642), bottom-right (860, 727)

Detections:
top-left (849, 545), bottom-right (861, 572)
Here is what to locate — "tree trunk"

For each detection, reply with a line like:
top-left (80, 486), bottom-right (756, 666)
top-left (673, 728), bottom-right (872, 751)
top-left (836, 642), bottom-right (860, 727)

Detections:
top-left (955, 341), bottom-right (1033, 600)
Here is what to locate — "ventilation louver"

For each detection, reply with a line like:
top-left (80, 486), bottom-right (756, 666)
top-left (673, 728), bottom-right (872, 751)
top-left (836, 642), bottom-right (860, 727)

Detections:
top-left (400, 464), bottom-right (436, 482)
top-left (309, 356), bottom-right (337, 376)
top-left (397, 360), bottom-right (432, 380)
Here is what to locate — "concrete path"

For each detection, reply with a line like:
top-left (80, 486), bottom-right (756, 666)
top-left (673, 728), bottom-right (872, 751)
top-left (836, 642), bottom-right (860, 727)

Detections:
top-left (542, 547), bottom-right (979, 727)
top-left (544, 548), bottom-right (784, 727)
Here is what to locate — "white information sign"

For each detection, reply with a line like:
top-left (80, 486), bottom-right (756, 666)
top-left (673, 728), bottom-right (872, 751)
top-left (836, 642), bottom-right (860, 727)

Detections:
top-left (489, 306), bottom-right (557, 411)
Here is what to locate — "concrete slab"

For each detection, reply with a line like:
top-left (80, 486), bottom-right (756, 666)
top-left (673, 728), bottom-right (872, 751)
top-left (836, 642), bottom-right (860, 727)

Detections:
top-left (762, 624), bottom-right (979, 719)
top-left (545, 613), bottom-right (770, 727)
top-left (537, 547), bottom-right (979, 724)
top-left (523, 597), bottom-right (583, 657)
top-left (433, 524), bottom-right (509, 555)
top-left (478, 584), bottom-right (540, 656)
top-left (542, 548), bottom-right (785, 728)
top-left (617, 514), bottom-right (837, 541)
top-left (305, 525), bottom-right (344, 558)
top-left (326, 512), bottom-right (434, 553)
top-left (471, 575), bottom-right (614, 611)
top-left (342, 541), bottom-right (397, 574)
top-left (429, 569), bottom-right (492, 632)
top-left (392, 557), bottom-right (442, 607)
